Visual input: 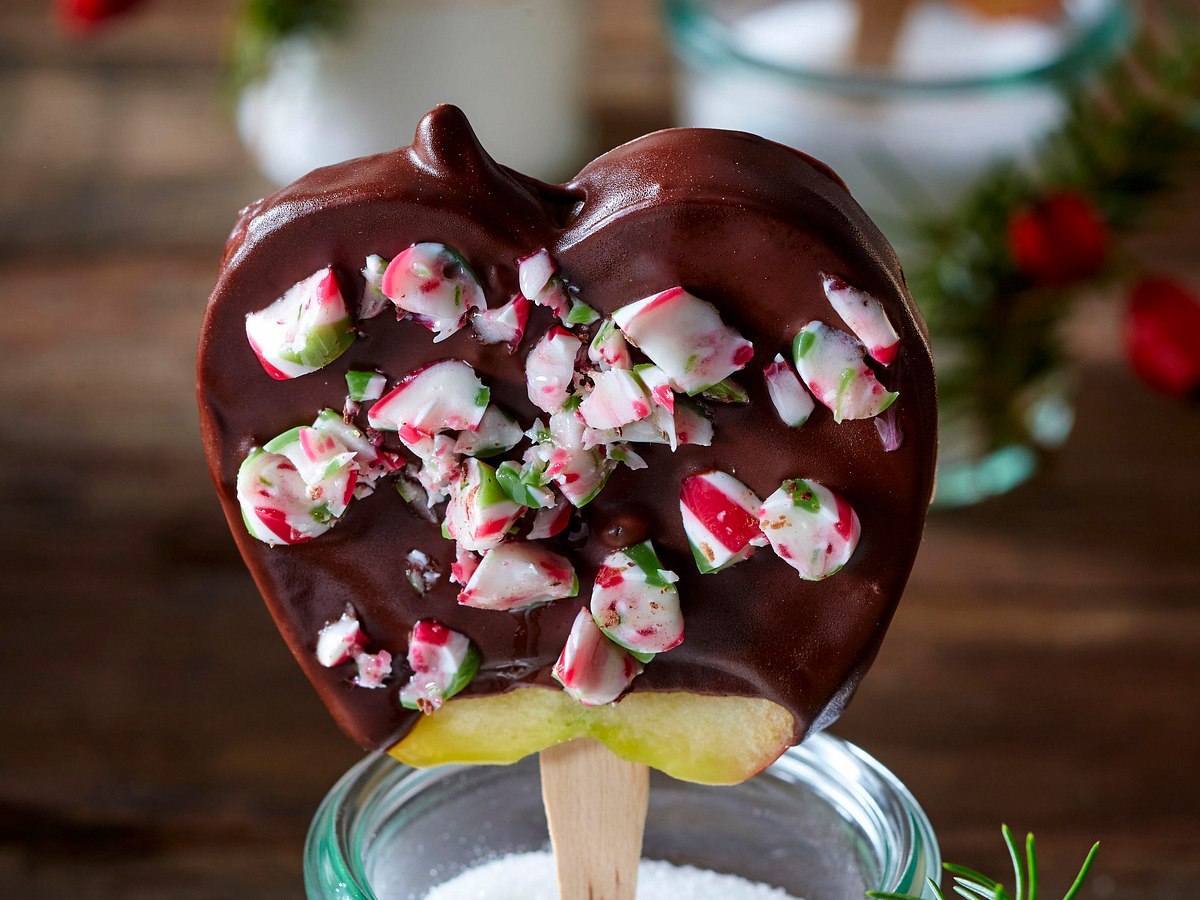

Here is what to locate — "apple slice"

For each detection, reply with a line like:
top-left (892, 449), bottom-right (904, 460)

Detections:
top-left (245, 267), bottom-right (355, 380)
top-left (472, 293), bottom-right (530, 350)
top-left (367, 359), bottom-right (489, 440)
top-left (526, 326), bottom-right (580, 413)
top-left (822, 274), bottom-right (901, 365)
top-left (399, 620), bottom-right (481, 715)
top-left (591, 541), bottom-right (683, 660)
top-left (793, 322), bottom-right (898, 423)
top-left (553, 608), bottom-right (643, 706)
top-left (763, 354), bottom-right (815, 428)
top-left (444, 458), bottom-right (525, 552)
top-left (381, 243), bottom-right (485, 342)
top-left (757, 479), bottom-right (861, 580)
top-left (389, 688), bottom-right (794, 786)
top-left (612, 286), bottom-right (753, 394)
top-left (457, 541), bottom-right (578, 611)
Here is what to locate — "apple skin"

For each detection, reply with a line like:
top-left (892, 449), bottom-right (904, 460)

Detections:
top-left (389, 687), bottom-right (794, 786)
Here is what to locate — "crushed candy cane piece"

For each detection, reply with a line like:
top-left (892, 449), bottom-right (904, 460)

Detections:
top-left (680, 470), bottom-right (767, 574)
top-left (359, 254), bottom-right (390, 320)
top-left (345, 370), bottom-right (387, 403)
top-left (612, 287), bottom-right (753, 394)
top-left (405, 549), bottom-right (442, 595)
top-left (757, 479), bottom-right (861, 581)
top-left (565, 300), bottom-right (600, 325)
top-left (633, 364), bottom-right (675, 412)
top-left (578, 368), bottom-right (653, 430)
top-left (518, 248), bottom-right (556, 300)
top-left (236, 447), bottom-right (353, 545)
top-left (532, 277), bottom-right (572, 320)
top-left (473, 293), bottom-right (530, 350)
top-left (700, 378), bottom-right (749, 404)
top-left (527, 492), bottom-right (572, 540)
top-left (763, 354), bottom-right (815, 428)
top-left (793, 322), bottom-right (898, 423)
top-left (315, 608), bottom-right (365, 667)
top-left (589, 319), bottom-right (632, 370)
top-left (495, 460), bottom-right (555, 509)
top-left (525, 327), bottom-right (580, 413)
top-left (823, 274), bottom-right (900, 366)
top-left (590, 541), bottom-right (683, 659)
top-left (444, 458), bottom-right (525, 552)
top-left (367, 359), bottom-right (489, 439)
top-left (553, 608), bottom-right (643, 706)
top-left (381, 243), bottom-right (485, 342)
top-left (245, 267), bottom-right (354, 380)
top-left (263, 426), bottom-right (357, 489)
top-left (450, 545), bottom-right (481, 586)
top-left (673, 398), bottom-right (713, 447)
top-left (454, 405), bottom-right (523, 459)
top-left (399, 621), bottom-right (481, 714)
top-left (875, 404), bottom-right (903, 451)
top-left (457, 541), bottom-right (578, 611)
top-left (353, 650), bottom-right (392, 688)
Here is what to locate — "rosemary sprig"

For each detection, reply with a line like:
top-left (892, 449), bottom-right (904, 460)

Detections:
top-left (866, 826), bottom-right (1100, 900)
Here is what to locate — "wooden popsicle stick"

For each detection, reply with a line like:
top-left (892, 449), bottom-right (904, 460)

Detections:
top-left (541, 740), bottom-right (650, 900)
top-left (852, 0), bottom-right (919, 68)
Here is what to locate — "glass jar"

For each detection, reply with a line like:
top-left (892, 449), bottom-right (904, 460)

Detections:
top-left (304, 733), bottom-right (940, 899)
top-left (665, 0), bottom-right (1130, 507)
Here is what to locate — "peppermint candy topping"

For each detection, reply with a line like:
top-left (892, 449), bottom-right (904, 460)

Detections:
top-left (680, 470), bottom-right (767, 574)
top-left (793, 322), bottom-right (898, 423)
top-left (245, 267), bottom-right (355, 380)
top-left (757, 479), bottom-right (861, 581)
top-left (590, 541), bottom-right (683, 659)
top-left (381, 243), bottom-right (485, 342)
top-left (822, 274), bottom-right (901, 366)
top-left (399, 620), bottom-right (481, 714)
top-left (553, 608), bottom-right (643, 707)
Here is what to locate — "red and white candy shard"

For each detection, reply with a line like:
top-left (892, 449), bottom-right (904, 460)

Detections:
top-left (450, 544), bottom-right (481, 586)
top-left (367, 359), bottom-right (489, 440)
top-left (399, 620), bottom-right (480, 714)
top-left (578, 368), bottom-right (653, 430)
top-left (518, 248), bottom-right (556, 301)
top-left (553, 608), bottom-right (644, 706)
top-left (359, 254), bottom-right (390, 320)
top-left (756, 479), bottom-right (861, 581)
top-left (822, 274), bottom-right (901, 366)
top-left (590, 541), bottom-right (683, 657)
top-left (673, 399), bottom-right (714, 447)
top-left (763, 354), bottom-right (815, 428)
top-left (588, 319), bottom-right (632, 370)
top-left (618, 404), bottom-right (678, 450)
top-left (353, 650), bottom-right (392, 689)
top-left (405, 548), bottom-right (441, 595)
top-left (381, 243), bottom-right (485, 342)
top-left (541, 444), bottom-right (614, 507)
top-left (264, 426), bottom-right (357, 487)
top-left (875, 405), bottom-right (903, 452)
top-left (793, 322), bottom-right (899, 424)
top-left (527, 492), bottom-right (572, 540)
top-left (612, 287), bottom-right (754, 395)
top-left (472, 293), bottom-right (530, 349)
top-left (634, 364), bottom-right (675, 412)
top-left (454, 405), bottom-right (523, 459)
top-left (315, 608), bottom-right (365, 667)
top-left (457, 541), bottom-right (578, 611)
top-left (680, 470), bottom-right (767, 574)
top-left (525, 327), bottom-right (580, 413)
top-left (312, 409), bottom-right (382, 464)
top-left (245, 267), bottom-right (355, 380)
top-left (444, 458), bottom-right (525, 552)
top-left (405, 433), bottom-right (462, 506)
top-left (237, 447), bottom-right (355, 545)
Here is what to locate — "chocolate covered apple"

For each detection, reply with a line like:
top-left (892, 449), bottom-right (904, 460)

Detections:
top-left (198, 106), bottom-right (936, 785)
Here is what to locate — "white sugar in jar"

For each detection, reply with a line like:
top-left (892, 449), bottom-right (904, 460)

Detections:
top-left (304, 733), bottom-right (940, 899)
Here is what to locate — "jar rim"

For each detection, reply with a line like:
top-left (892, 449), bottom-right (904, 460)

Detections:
top-left (305, 732), bottom-right (940, 899)
top-left (664, 0), bottom-right (1132, 95)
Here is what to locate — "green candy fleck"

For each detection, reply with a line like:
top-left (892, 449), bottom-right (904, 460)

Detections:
top-left (628, 648), bottom-right (657, 664)
top-left (279, 320), bottom-right (356, 370)
top-left (623, 540), bottom-right (673, 588)
top-left (263, 426), bottom-right (304, 454)
top-left (784, 479), bottom-right (821, 513)
top-left (565, 300), bottom-right (600, 325)
top-left (310, 503), bottom-right (333, 524)
top-left (474, 386), bottom-right (491, 408)
top-left (700, 378), bottom-right (749, 404)
top-left (794, 329), bottom-right (816, 360)
top-left (345, 370), bottom-right (378, 402)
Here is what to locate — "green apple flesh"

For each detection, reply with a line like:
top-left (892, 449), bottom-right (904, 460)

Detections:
top-left (388, 687), bottom-right (794, 785)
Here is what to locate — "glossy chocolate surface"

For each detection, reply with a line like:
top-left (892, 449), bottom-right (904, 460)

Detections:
top-left (198, 106), bottom-right (936, 750)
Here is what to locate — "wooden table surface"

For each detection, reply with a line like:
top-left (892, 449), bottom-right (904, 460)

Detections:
top-left (1, 2), bottom-right (1197, 898)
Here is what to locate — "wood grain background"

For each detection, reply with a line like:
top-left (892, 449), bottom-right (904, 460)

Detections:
top-left (1, 1), bottom-right (1197, 897)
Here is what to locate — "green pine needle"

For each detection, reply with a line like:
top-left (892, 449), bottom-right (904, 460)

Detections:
top-left (866, 828), bottom-right (1099, 900)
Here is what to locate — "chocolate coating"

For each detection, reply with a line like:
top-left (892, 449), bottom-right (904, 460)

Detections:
top-left (198, 106), bottom-right (936, 751)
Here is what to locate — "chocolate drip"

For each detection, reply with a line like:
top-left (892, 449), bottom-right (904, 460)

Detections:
top-left (198, 106), bottom-right (936, 751)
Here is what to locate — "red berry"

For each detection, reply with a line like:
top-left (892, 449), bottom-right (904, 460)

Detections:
top-left (1008, 191), bottom-right (1109, 286)
top-left (1123, 276), bottom-right (1200, 399)
top-left (57, 0), bottom-right (149, 32)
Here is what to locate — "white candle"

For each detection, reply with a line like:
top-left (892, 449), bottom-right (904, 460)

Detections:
top-left (238, 0), bottom-right (587, 185)
top-left (677, 0), bottom-right (1072, 248)
top-left (417, 851), bottom-right (804, 900)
